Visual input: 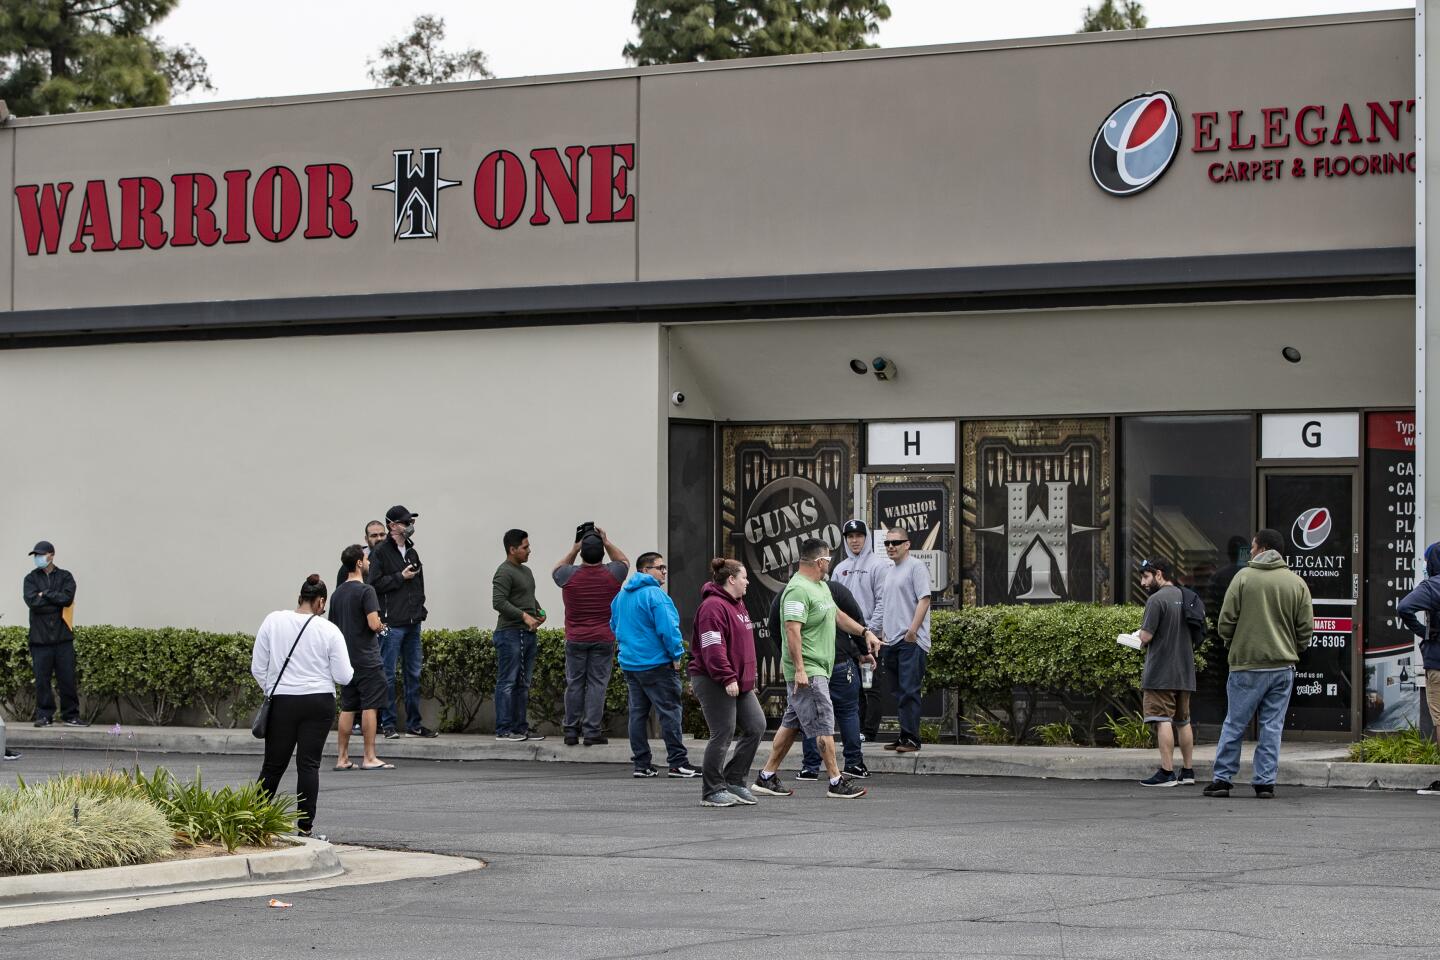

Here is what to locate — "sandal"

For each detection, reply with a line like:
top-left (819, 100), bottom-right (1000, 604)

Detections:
top-left (361, 761), bottom-right (396, 770)
top-left (333, 761), bottom-right (355, 771)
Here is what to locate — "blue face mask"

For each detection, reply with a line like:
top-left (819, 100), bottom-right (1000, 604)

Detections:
top-left (33, 555), bottom-right (48, 569)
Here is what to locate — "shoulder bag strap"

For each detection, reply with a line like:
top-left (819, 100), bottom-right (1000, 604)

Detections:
top-left (267, 614), bottom-right (317, 697)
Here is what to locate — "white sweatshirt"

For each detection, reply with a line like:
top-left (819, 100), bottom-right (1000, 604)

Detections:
top-left (251, 610), bottom-right (354, 696)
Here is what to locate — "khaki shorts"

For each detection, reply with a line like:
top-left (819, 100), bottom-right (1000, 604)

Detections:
top-left (1426, 671), bottom-right (1440, 729)
top-left (1142, 689), bottom-right (1191, 727)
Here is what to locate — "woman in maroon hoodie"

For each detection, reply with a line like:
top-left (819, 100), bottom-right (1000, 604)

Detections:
top-left (689, 558), bottom-right (764, 808)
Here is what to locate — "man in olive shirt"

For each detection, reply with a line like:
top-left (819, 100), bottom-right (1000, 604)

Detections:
top-left (492, 528), bottom-right (546, 741)
top-left (753, 538), bottom-right (877, 800)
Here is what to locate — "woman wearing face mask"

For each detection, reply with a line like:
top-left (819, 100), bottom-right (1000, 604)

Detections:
top-left (252, 574), bottom-right (354, 838)
top-left (689, 558), bottom-right (765, 808)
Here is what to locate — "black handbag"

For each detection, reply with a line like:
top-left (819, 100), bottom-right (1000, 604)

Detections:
top-left (251, 615), bottom-right (317, 739)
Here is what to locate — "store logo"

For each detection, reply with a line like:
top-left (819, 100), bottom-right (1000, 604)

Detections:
top-left (1091, 91), bottom-right (1180, 197)
top-left (373, 147), bottom-right (460, 240)
top-left (978, 481), bottom-right (1100, 601)
top-left (1292, 507), bottom-right (1333, 551)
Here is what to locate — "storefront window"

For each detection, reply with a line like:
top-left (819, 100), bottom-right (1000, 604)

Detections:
top-left (1120, 415), bottom-right (1253, 723)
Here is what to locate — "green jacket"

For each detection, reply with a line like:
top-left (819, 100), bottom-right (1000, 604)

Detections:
top-left (1216, 550), bottom-right (1314, 670)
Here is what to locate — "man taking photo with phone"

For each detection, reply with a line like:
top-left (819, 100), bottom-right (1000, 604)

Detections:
top-left (367, 505), bottom-right (438, 739)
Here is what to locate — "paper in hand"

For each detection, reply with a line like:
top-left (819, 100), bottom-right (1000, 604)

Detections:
top-left (1116, 632), bottom-right (1142, 651)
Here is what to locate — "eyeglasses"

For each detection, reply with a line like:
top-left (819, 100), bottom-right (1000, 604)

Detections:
top-left (883, 540), bottom-right (909, 547)
top-left (647, 564), bottom-right (668, 572)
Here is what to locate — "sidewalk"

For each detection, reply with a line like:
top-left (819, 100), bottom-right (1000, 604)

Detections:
top-left (8, 724), bottom-right (1437, 790)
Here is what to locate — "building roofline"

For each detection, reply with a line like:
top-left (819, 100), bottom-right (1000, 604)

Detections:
top-left (0, 7), bottom-right (1414, 128)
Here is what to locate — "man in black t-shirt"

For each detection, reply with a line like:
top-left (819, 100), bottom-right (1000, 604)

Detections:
top-left (1136, 558), bottom-right (1196, 788)
top-left (332, 544), bottom-right (393, 770)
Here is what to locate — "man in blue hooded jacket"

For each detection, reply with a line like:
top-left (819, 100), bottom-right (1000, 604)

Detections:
top-left (610, 551), bottom-right (697, 778)
top-left (1397, 541), bottom-right (1440, 795)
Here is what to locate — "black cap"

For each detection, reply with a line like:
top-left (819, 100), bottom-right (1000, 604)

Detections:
top-left (28, 540), bottom-right (54, 556)
top-left (1138, 557), bottom-right (1172, 579)
top-left (842, 519), bottom-right (867, 536)
top-left (385, 505), bottom-right (419, 524)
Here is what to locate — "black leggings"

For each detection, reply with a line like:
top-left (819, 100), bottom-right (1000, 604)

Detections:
top-left (258, 692), bottom-right (334, 832)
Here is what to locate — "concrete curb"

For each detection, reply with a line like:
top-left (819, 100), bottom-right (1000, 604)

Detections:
top-left (9, 724), bottom-right (1440, 791)
top-left (0, 835), bottom-right (342, 908)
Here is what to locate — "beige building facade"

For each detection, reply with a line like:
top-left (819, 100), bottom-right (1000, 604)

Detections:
top-left (0, 9), bottom-right (1418, 736)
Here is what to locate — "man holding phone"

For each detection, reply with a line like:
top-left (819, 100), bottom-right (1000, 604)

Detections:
top-left (367, 505), bottom-right (438, 739)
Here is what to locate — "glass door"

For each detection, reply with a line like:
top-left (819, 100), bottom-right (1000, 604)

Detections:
top-left (1259, 470), bottom-right (1360, 734)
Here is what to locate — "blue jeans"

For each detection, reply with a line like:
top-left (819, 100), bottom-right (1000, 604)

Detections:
top-left (802, 659), bottom-right (864, 772)
top-left (1213, 667), bottom-right (1294, 786)
top-left (494, 628), bottom-right (538, 736)
top-left (881, 642), bottom-right (928, 744)
top-left (378, 623), bottom-right (423, 732)
top-left (625, 664), bottom-right (689, 770)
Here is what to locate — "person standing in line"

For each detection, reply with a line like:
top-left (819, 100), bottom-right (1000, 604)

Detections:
top-left (252, 575), bottom-right (353, 839)
top-left (1205, 529), bottom-right (1313, 800)
top-left (832, 519), bottom-right (889, 740)
top-left (1396, 540), bottom-right (1440, 795)
top-left (752, 538), bottom-right (877, 800)
top-left (331, 544), bottom-right (393, 771)
top-left (493, 529), bottom-right (546, 742)
top-left (610, 552), bottom-right (697, 778)
top-left (770, 576), bottom-right (878, 781)
top-left (1134, 559), bottom-right (1197, 787)
top-left (367, 505), bottom-right (438, 739)
top-left (338, 520), bottom-right (387, 588)
top-left (690, 558), bottom-right (766, 808)
top-left (553, 524), bottom-right (629, 746)
top-left (23, 540), bottom-right (85, 728)
top-left (879, 532), bottom-right (932, 753)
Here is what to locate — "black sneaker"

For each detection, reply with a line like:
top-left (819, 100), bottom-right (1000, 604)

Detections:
top-left (826, 775), bottom-right (867, 799)
top-left (2, 748), bottom-right (20, 761)
top-left (382, 727), bottom-right (400, 740)
top-left (843, 763), bottom-right (870, 779)
top-left (408, 726), bottom-right (439, 739)
top-left (583, 736), bottom-right (609, 746)
top-left (751, 772), bottom-right (794, 797)
top-left (33, 718), bottom-right (51, 728)
top-left (1203, 779), bottom-right (1232, 798)
top-left (524, 732), bottom-right (545, 742)
top-left (1418, 780), bottom-right (1440, 796)
top-left (1177, 768), bottom-right (1196, 785)
top-left (1253, 784), bottom-right (1276, 799)
top-left (668, 764), bottom-right (699, 778)
top-left (564, 734), bottom-right (580, 746)
top-left (794, 769), bottom-right (820, 782)
top-left (632, 765), bottom-right (659, 778)
top-left (63, 718), bottom-right (90, 727)
top-left (1139, 768), bottom-right (1178, 788)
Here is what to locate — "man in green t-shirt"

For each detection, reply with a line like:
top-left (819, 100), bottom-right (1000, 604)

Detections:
top-left (753, 538), bottom-right (879, 800)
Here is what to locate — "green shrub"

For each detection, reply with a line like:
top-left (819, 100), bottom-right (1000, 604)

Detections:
top-left (1348, 727), bottom-right (1440, 765)
top-left (1037, 721), bottom-right (1076, 746)
top-left (0, 774), bottom-right (172, 875)
top-left (1103, 713), bottom-right (1153, 749)
top-left (966, 715), bottom-right (1011, 745)
top-left (132, 767), bottom-right (298, 852)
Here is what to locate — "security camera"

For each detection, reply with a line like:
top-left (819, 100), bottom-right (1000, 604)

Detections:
top-left (871, 356), bottom-right (898, 382)
top-left (670, 391), bottom-right (686, 406)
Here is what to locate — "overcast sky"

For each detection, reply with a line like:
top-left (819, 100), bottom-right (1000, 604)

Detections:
top-left (162, 0), bottom-right (1412, 105)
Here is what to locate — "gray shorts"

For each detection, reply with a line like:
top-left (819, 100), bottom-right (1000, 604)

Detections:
top-left (780, 674), bottom-right (834, 738)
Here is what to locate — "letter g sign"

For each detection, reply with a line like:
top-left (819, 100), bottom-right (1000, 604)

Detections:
top-left (1301, 420), bottom-right (1323, 448)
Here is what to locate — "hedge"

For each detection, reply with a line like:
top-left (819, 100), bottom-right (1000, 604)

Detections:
top-left (1, 604), bottom-right (1178, 741)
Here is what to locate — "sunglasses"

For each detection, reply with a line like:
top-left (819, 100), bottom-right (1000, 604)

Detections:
top-left (883, 539), bottom-right (909, 547)
top-left (647, 564), bottom-right (668, 572)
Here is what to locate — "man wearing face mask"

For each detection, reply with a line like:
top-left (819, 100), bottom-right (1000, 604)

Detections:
top-left (23, 541), bottom-right (85, 727)
top-left (366, 506), bottom-right (438, 739)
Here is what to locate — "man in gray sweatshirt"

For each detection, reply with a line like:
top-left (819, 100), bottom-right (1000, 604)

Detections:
top-left (831, 519), bottom-right (890, 739)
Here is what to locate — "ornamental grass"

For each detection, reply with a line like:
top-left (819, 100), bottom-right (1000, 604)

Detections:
top-left (0, 775), bottom-right (171, 876)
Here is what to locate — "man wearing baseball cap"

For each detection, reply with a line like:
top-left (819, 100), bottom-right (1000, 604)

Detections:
top-left (366, 506), bottom-right (438, 739)
top-left (22, 541), bottom-right (85, 727)
top-left (831, 519), bottom-right (891, 743)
